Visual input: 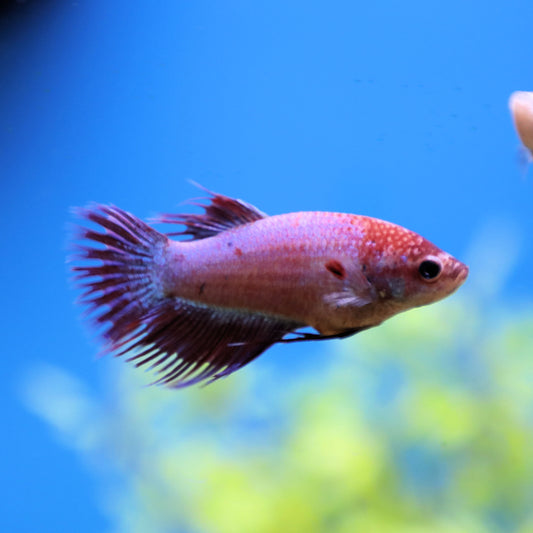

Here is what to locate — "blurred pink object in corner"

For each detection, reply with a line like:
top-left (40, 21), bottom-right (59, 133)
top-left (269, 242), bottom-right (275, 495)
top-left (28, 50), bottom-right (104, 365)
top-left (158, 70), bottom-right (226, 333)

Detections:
top-left (509, 91), bottom-right (533, 161)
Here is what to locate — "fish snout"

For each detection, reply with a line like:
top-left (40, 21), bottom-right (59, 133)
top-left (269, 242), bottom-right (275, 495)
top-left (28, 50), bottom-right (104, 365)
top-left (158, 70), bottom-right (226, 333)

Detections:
top-left (450, 259), bottom-right (469, 286)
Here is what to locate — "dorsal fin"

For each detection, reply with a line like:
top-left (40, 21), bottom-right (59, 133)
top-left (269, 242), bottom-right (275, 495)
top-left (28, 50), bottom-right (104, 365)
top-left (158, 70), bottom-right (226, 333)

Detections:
top-left (156, 185), bottom-right (267, 240)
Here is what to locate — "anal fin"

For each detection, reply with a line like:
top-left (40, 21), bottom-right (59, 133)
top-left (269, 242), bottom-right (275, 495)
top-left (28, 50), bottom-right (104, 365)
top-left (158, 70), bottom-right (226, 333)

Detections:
top-left (115, 299), bottom-right (302, 388)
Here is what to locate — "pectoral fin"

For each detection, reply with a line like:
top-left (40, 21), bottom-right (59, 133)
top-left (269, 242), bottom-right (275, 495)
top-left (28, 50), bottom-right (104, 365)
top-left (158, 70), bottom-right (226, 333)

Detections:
top-left (323, 288), bottom-right (374, 308)
top-left (280, 326), bottom-right (370, 343)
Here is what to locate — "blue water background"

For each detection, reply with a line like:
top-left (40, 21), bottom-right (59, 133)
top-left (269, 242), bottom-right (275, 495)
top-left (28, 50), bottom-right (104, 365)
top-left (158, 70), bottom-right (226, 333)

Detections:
top-left (1, 1), bottom-right (532, 531)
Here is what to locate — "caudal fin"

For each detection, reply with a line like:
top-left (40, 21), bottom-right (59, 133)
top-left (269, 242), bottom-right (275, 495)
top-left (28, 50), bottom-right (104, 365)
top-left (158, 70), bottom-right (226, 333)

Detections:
top-left (71, 204), bottom-right (168, 350)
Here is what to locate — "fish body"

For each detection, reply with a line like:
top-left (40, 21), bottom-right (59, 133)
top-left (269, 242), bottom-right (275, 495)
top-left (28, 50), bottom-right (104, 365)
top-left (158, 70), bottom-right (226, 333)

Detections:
top-left (72, 189), bottom-right (468, 387)
top-left (161, 212), bottom-right (462, 335)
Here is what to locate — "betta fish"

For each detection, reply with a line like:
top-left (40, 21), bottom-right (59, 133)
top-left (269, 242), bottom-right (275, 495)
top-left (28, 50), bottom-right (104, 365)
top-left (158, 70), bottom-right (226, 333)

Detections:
top-left (71, 187), bottom-right (468, 388)
top-left (509, 91), bottom-right (533, 163)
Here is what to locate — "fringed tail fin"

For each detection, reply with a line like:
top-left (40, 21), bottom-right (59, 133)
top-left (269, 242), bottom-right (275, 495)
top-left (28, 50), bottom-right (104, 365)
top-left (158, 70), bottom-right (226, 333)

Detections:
top-left (71, 204), bottom-right (168, 349)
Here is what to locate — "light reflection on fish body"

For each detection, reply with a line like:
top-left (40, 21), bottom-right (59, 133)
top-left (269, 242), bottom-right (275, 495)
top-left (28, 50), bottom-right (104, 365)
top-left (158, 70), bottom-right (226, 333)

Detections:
top-left (509, 91), bottom-right (533, 160)
top-left (72, 188), bottom-right (468, 388)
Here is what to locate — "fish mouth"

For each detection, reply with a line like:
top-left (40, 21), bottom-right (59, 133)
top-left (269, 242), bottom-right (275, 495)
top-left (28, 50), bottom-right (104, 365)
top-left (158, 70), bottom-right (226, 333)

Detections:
top-left (452, 261), bottom-right (469, 285)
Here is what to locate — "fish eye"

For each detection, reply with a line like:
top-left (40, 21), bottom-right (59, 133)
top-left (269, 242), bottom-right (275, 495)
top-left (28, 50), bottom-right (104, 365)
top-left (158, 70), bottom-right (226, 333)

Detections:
top-left (418, 258), bottom-right (442, 281)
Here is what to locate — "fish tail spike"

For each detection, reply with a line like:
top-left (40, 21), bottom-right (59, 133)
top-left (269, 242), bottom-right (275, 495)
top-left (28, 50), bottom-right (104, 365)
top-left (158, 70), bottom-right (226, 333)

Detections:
top-left (70, 204), bottom-right (168, 349)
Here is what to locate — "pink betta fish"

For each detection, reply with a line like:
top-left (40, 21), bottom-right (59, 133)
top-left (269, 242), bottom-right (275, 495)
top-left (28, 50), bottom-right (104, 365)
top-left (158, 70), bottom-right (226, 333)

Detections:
top-left (71, 188), bottom-right (468, 388)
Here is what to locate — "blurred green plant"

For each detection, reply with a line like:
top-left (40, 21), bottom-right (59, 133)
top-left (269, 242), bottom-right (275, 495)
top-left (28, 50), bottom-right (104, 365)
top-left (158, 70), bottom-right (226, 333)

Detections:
top-left (23, 222), bottom-right (533, 533)
top-left (23, 293), bottom-right (533, 533)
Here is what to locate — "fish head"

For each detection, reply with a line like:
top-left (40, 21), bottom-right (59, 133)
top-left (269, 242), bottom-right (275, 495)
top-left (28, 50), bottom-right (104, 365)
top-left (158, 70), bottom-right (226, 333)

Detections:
top-left (361, 220), bottom-right (469, 312)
